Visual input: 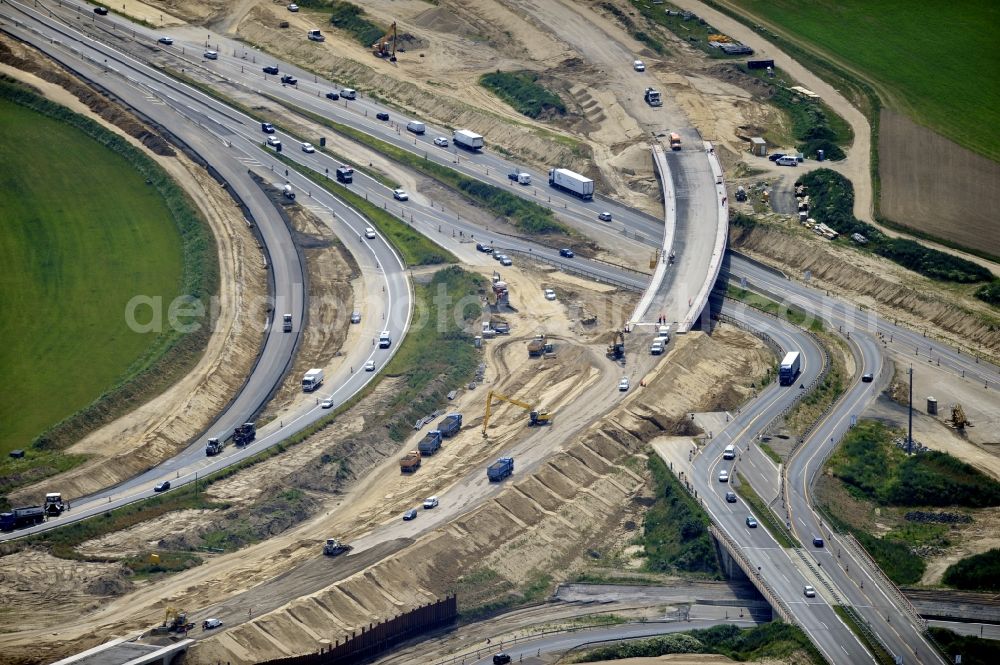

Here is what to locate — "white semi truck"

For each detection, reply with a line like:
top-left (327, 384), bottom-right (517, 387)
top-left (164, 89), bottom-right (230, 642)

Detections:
top-left (548, 168), bottom-right (594, 200)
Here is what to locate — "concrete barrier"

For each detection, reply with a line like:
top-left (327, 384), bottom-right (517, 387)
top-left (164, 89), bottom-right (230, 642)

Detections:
top-left (678, 142), bottom-right (728, 332)
top-left (628, 144), bottom-right (676, 326)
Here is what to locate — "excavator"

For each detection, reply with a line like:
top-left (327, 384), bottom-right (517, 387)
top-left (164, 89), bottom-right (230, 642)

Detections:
top-left (372, 22), bottom-right (397, 61)
top-left (163, 607), bottom-right (195, 633)
top-left (482, 390), bottom-right (551, 436)
top-left (606, 330), bottom-right (625, 360)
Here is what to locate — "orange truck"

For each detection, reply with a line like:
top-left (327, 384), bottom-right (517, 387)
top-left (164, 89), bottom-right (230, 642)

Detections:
top-left (669, 133), bottom-right (682, 150)
top-left (399, 450), bottom-right (421, 473)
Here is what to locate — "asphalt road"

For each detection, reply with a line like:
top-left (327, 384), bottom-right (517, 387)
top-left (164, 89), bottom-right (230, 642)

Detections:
top-left (6, 4), bottom-right (1000, 663)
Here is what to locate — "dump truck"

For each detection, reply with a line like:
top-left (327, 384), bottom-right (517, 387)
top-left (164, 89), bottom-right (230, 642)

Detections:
top-left (205, 437), bottom-right (224, 456)
top-left (548, 168), bottom-right (594, 200)
top-left (44, 493), bottom-right (65, 517)
top-left (302, 368), bottom-right (324, 392)
top-left (400, 450), bottom-right (422, 473)
top-left (0, 506), bottom-right (45, 531)
top-left (453, 129), bottom-right (484, 151)
top-left (487, 457), bottom-right (514, 482)
top-left (437, 413), bottom-right (463, 438)
top-left (779, 351), bottom-right (801, 386)
top-left (233, 422), bottom-right (256, 446)
top-left (644, 87), bottom-right (662, 106)
top-left (282, 313), bottom-right (293, 332)
top-left (323, 538), bottom-right (353, 556)
top-left (527, 334), bottom-right (549, 357)
top-left (418, 430), bottom-right (443, 456)
top-left (669, 132), bottom-right (682, 150)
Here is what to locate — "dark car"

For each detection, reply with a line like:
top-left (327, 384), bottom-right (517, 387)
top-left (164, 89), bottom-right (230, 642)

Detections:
top-left (861, 373), bottom-right (874, 382)
top-left (508, 171), bottom-right (520, 181)
top-left (263, 65), bottom-right (279, 75)
top-left (559, 248), bottom-right (575, 258)
top-left (325, 91), bottom-right (340, 100)
top-left (476, 242), bottom-right (493, 253)
top-left (280, 74), bottom-right (298, 85)
top-left (493, 654), bottom-right (512, 665)
top-left (768, 153), bottom-right (785, 162)
top-left (813, 536), bottom-right (825, 547)
top-left (376, 112), bottom-right (389, 121)
top-left (94, 6), bottom-right (109, 15)
top-left (154, 481), bottom-right (171, 492)
top-left (725, 491), bottom-right (737, 503)
top-left (403, 508), bottom-right (417, 521)
top-left (261, 122), bottom-right (275, 134)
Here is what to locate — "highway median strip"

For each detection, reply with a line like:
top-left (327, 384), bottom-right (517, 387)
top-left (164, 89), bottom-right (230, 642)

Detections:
top-left (832, 605), bottom-right (895, 665)
top-left (735, 472), bottom-right (799, 548)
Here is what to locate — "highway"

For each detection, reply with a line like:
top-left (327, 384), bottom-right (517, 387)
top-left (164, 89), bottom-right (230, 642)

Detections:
top-left (5, 3), bottom-right (1000, 663)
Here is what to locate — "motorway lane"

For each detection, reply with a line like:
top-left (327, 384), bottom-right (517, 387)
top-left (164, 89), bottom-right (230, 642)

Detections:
top-left (0, 3), bottom-right (409, 539)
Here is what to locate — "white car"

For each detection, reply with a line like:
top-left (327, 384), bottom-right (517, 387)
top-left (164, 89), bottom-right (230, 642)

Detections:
top-left (158, 37), bottom-right (174, 45)
top-left (393, 189), bottom-right (409, 201)
top-left (364, 360), bottom-right (376, 372)
top-left (204, 50), bottom-right (218, 60)
top-left (287, 3), bottom-right (299, 11)
top-left (544, 289), bottom-right (556, 301)
top-left (364, 227), bottom-right (376, 239)
top-left (320, 398), bottom-right (333, 409)
top-left (718, 469), bottom-right (729, 483)
top-left (301, 142), bottom-right (315, 153)
top-left (633, 60), bottom-right (645, 72)
top-left (423, 496), bottom-right (439, 509)
top-left (618, 377), bottom-right (630, 391)
top-left (598, 211), bottom-right (612, 222)
top-left (803, 585), bottom-right (816, 598)
top-left (266, 136), bottom-right (281, 147)
top-left (433, 136), bottom-right (449, 147)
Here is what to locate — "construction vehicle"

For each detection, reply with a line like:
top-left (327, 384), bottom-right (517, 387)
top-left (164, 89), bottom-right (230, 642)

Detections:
top-left (482, 390), bottom-right (552, 436)
top-left (44, 492), bottom-right (66, 517)
top-left (437, 413), bottom-right (463, 437)
top-left (400, 450), bottom-right (421, 473)
top-left (0, 505), bottom-right (45, 531)
top-left (233, 422), bottom-right (256, 446)
top-left (487, 457), bottom-right (514, 482)
top-left (307, 29), bottom-right (325, 42)
top-left (644, 87), bottom-right (662, 107)
top-left (163, 608), bottom-right (195, 633)
top-left (950, 404), bottom-right (971, 430)
top-left (302, 368), bottom-right (324, 392)
top-left (669, 132), bottom-right (682, 150)
top-left (372, 22), bottom-right (397, 61)
top-left (418, 430), bottom-right (443, 456)
top-left (607, 330), bottom-right (625, 360)
top-left (205, 437), bottom-right (224, 456)
top-left (323, 538), bottom-right (353, 556)
top-left (527, 334), bottom-right (553, 357)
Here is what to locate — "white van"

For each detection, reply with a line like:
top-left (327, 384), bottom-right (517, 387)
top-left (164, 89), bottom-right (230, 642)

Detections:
top-left (406, 121), bottom-right (426, 134)
top-left (776, 156), bottom-right (798, 167)
top-left (723, 445), bottom-right (736, 460)
top-left (340, 88), bottom-right (357, 100)
top-left (378, 330), bottom-right (391, 348)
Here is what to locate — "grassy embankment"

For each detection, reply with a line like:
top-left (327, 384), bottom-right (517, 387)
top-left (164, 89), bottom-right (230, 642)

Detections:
top-left (729, 0), bottom-right (1000, 163)
top-left (575, 622), bottom-right (824, 664)
top-left (479, 71), bottom-right (566, 119)
top-left (726, 284), bottom-right (823, 333)
top-left (625, 1), bottom-right (738, 59)
top-left (928, 626), bottom-right (1000, 665)
top-left (601, 3), bottom-right (668, 55)
top-left (796, 169), bottom-right (998, 306)
top-left (9, 267), bottom-right (484, 574)
top-left (0, 78), bottom-right (215, 504)
top-left (642, 456), bottom-right (721, 576)
top-left (821, 420), bottom-right (1000, 584)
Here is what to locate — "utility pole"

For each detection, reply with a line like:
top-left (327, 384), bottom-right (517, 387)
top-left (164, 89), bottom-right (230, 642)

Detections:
top-left (908, 365), bottom-right (914, 455)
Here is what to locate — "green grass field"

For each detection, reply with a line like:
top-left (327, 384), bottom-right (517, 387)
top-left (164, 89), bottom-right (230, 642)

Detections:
top-left (0, 99), bottom-right (183, 453)
top-left (732, 0), bottom-right (1000, 160)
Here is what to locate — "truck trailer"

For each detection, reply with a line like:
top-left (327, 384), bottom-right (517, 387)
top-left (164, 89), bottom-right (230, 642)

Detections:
top-left (302, 368), bottom-right (324, 392)
top-left (437, 413), bottom-right (463, 438)
top-left (0, 506), bottom-right (45, 531)
top-left (779, 351), bottom-right (801, 386)
top-left (548, 168), bottom-right (594, 200)
top-left (453, 129), bottom-right (484, 151)
top-left (418, 430), bottom-right (443, 455)
top-left (487, 457), bottom-right (514, 482)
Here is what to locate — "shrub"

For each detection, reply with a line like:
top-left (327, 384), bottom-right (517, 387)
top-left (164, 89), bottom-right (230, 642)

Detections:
top-left (327, 1), bottom-right (384, 47)
top-left (974, 280), bottom-right (1000, 306)
top-left (479, 70), bottom-right (566, 119)
top-left (942, 549), bottom-right (1000, 592)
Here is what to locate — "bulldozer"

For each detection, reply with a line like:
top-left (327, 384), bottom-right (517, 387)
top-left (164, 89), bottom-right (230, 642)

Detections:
top-left (606, 330), bottom-right (625, 361)
top-left (482, 390), bottom-right (551, 437)
top-left (323, 538), bottom-right (353, 556)
top-left (372, 22), bottom-right (397, 61)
